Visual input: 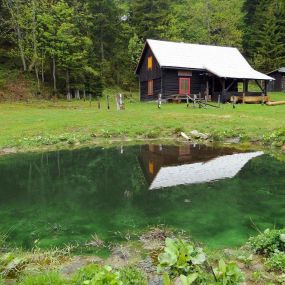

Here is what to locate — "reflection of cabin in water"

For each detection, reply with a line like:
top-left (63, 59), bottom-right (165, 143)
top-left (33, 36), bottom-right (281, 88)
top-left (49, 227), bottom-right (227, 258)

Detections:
top-left (138, 144), bottom-right (263, 190)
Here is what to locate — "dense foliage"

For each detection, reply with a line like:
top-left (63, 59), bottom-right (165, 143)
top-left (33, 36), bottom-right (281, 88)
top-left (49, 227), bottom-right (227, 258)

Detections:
top-left (0, 0), bottom-right (284, 97)
top-left (248, 228), bottom-right (285, 256)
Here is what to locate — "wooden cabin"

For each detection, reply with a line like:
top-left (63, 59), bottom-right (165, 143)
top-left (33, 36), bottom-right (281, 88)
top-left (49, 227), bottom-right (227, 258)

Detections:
top-left (135, 40), bottom-right (274, 103)
top-left (267, 67), bottom-right (285, 92)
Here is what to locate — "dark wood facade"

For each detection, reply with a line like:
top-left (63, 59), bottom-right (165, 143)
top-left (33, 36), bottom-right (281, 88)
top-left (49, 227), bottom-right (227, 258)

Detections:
top-left (267, 69), bottom-right (285, 92)
top-left (136, 43), bottom-right (239, 102)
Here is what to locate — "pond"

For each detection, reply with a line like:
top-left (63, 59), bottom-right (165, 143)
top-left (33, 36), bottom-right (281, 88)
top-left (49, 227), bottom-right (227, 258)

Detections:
top-left (0, 144), bottom-right (284, 250)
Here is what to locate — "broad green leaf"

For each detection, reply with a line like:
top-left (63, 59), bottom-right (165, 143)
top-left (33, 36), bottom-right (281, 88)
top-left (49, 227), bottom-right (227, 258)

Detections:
top-left (280, 234), bottom-right (285, 242)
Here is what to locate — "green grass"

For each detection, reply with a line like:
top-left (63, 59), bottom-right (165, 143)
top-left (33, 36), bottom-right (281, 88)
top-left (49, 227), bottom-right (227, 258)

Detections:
top-left (0, 92), bottom-right (284, 150)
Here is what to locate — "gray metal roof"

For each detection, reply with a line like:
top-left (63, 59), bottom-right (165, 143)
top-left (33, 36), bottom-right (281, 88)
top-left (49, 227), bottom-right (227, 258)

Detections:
top-left (144, 39), bottom-right (273, 80)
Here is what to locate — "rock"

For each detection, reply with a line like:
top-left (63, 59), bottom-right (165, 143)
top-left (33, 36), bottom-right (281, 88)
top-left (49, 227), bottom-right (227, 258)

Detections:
top-left (251, 263), bottom-right (264, 271)
top-left (180, 132), bottom-right (190, 141)
top-left (138, 257), bottom-right (163, 285)
top-left (0, 148), bottom-right (17, 155)
top-left (224, 137), bottom-right (241, 144)
top-left (104, 246), bottom-right (133, 269)
top-left (223, 248), bottom-right (235, 257)
top-left (112, 247), bottom-right (130, 260)
top-left (189, 130), bottom-right (209, 140)
top-left (60, 256), bottom-right (102, 277)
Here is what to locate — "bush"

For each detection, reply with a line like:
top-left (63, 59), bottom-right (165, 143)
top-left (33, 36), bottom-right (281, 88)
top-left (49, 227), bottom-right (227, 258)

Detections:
top-left (72, 264), bottom-right (122, 285)
top-left (248, 229), bottom-right (285, 256)
top-left (119, 266), bottom-right (147, 285)
top-left (265, 251), bottom-right (285, 273)
top-left (17, 272), bottom-right (67, 285)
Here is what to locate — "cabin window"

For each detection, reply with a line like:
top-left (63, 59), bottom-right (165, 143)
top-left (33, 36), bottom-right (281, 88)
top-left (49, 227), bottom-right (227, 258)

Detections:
top-left (148, 56), bottom-right (153, 70)
top-left (148, 161), bottom-right (154, 174)
top-left (179, 78), bottom-right (190, 95)
top-left (148, 80), bottom-right (154, 96)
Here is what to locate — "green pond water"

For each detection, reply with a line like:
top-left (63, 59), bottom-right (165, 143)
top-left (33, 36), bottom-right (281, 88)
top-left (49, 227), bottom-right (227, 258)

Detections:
top-left (0, 144), bottom-right (284, 250)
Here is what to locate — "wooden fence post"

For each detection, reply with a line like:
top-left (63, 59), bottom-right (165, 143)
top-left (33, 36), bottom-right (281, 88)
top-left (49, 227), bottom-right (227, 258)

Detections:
top-left (107, 95), bottom-right (110, 110)
top-left (158, 93), bottom-right (162, 108)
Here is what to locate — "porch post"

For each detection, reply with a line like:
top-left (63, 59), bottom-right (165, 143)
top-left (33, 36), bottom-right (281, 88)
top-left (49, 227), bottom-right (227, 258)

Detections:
top-left (245, 80), bottom-right (248, 93)
top-left (222, 78), bottom-right (226, 102)
top-left (206, 77), bottom-right (209, 100)
top-left (242, 79), bottom-right (246, 104)
top-left (212, 76), bottom-right (215, 97)
top-left (264, 80), bottom-right (268, 96)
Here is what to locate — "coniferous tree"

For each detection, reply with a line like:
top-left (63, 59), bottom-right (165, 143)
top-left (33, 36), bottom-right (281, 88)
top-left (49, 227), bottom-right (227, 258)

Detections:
top-left (129, 0), bottom-right (172, 40)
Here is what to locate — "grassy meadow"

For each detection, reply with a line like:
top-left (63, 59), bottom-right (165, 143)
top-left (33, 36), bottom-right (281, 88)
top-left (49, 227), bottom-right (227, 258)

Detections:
top-left (0, 91), bottom-right (284, 151)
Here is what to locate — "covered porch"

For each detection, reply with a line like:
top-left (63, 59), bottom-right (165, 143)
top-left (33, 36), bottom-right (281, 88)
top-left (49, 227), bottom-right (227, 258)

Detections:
top-left (211, 79), bottom-right (270, 103)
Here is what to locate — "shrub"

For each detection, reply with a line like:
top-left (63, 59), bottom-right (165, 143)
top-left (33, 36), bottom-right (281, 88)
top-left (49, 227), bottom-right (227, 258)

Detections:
top-left (158, 238), bottom-right (206, 278)
top-left (119, 266), bottom-right (147, 285)
top-left (265, 251), bottom-right (285, 273)
top-left (248, 229), bottom-right (285, 256)
top-left (17, 272), bottom-right (67, 285)
top-left (213, 259), bottom-right (245, 285)
top-left (72, 264), bottom-right (122, 285)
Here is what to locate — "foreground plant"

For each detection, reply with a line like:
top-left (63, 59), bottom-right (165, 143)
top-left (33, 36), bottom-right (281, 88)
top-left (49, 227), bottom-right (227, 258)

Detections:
top-left (72, 264), bottom-right (122, 285)
top-left (158, 238), bottom-right (206, 276)
top-left (213, 259), bottom-right (245, 285)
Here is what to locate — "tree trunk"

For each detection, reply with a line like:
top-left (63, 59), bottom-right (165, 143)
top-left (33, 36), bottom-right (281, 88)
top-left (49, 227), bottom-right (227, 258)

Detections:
top-left (41, 55), bottom-right (45, 83)
top-left (35, 65), bottom-right (40, 93)
top-left (75, 89), bottom-right (80, 100)
top-left (83, 90), bottom-right (86, 101)
top-left (16, 25), bottom-right (27, 71)
top-left (52, 56), bottom-right (57, 93)
top-left (66, 69), bottom-right (71, 100)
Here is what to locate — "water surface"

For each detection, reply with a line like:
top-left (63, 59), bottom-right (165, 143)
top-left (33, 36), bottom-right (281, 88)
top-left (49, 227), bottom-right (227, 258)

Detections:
top-left (0, 144), bottom-right (284, 249)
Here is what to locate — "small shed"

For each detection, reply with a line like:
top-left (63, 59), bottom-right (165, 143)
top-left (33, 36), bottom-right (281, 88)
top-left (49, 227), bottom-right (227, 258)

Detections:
top-left (135, 39), bottom-right (274, 103)
top-left (267, 67), bottom-right (285, 92)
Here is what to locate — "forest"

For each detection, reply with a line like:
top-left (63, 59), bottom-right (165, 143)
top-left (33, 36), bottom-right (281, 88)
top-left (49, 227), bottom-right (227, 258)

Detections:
top-left (0, 0), bottom-right (285, 98)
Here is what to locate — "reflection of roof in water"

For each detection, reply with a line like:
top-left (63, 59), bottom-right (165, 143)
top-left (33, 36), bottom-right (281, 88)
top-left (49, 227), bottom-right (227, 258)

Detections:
top-left (149, 151), bottom-right (264, 190)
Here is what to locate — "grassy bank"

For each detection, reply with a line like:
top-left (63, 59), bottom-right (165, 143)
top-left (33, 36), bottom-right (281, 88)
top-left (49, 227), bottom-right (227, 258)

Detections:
top-left (1, 228), bottom-right (284, 284)
top-left (0, 91), bottom-right (284, 152)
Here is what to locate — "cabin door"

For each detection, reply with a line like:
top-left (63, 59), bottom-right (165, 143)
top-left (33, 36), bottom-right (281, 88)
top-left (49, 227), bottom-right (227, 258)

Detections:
top-left (179, 78), bottom-right (191, 95)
